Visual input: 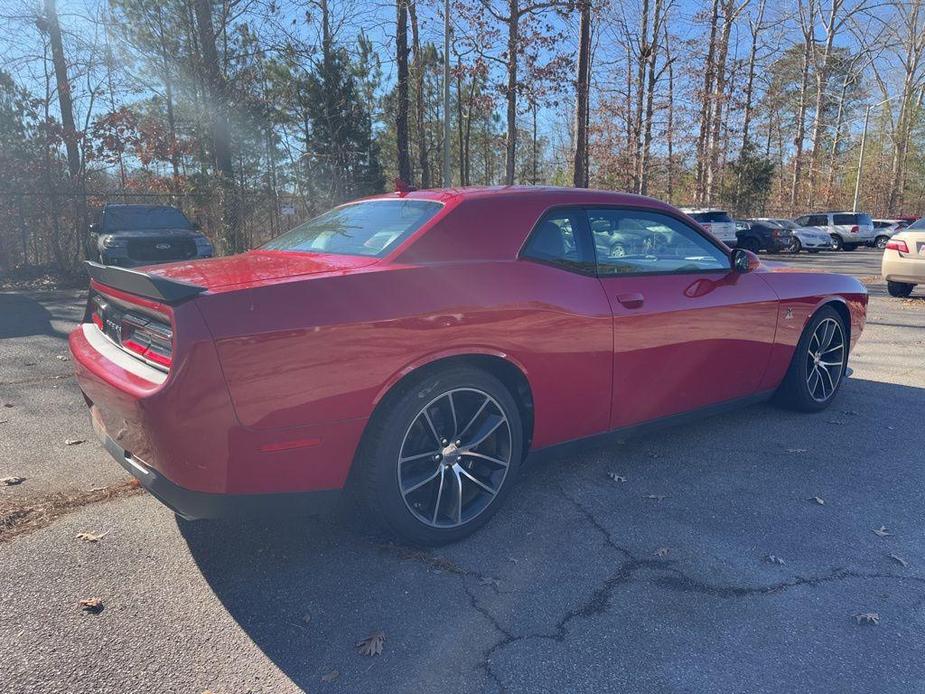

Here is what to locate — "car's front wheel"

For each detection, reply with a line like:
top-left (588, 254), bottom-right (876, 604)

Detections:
top-left (775, 306), bottom-right (848, 412)
top-left (355, 366), bottom-right (523, 545)
top-left (876, 236), bottom-right (890, 249)
top-left (790, 238), bottom-right (802, 254)
top-left (887, 280), bottom-right (915, 298)
top-left (830, 234), bottom-right (843, 251)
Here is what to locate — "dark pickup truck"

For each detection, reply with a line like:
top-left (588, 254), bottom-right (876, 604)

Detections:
top-left (89, 204), bottom-right (214, 267)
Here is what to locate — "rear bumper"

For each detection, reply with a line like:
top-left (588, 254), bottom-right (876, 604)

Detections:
top-left (882, 252), bottom-right (925, 284)
top-left (94, 416), bottom-right (340, 519)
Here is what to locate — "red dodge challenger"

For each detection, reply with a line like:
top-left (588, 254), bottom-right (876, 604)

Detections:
top-left (69, 187), bottom-right (868, 544)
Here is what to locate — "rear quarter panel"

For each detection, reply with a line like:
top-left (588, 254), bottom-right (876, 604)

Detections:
top-left (195, 259), bottom-right (614, 450)
top-left (756, 269), bottom-right (867, 390)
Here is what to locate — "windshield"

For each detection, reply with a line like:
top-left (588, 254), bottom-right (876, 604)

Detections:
top-left (262, 199), bottom-right (442, 257)
top-left (103, 206), bottom-right (193, 231)
top-left (908, 217), bottom-right (925, 230)
top-left (689, 211), bottom-right (732, 224)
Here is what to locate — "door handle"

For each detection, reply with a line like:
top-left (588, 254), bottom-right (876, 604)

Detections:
top-left (616, 292), bottom-right (645, 309)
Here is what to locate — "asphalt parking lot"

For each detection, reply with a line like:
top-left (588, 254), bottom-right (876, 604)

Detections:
top-left (2, 248), bottom-right (924, 693)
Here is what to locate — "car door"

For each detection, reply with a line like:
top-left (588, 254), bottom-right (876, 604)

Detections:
top-left (586, 207), bottom-right (780, 430)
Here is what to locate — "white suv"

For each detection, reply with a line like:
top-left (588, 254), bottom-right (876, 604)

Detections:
top-left (793, 212), bottom-right (875, 251)
top-left (680, 208), bottom-right (738, 247)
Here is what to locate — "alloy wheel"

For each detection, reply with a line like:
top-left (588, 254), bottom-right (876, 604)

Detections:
top-left (397, 388), bottom-right (512, 529)
top-left (805, 318), bottom-right (845, 402)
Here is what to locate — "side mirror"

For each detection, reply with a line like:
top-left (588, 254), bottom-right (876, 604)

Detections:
top-left (731, 247), bottom-right (760, 273)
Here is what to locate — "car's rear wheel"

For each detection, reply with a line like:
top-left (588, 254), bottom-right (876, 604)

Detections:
top-left (775, 306), bottom-right (848, 412)
top-left (354, 366), bottom-right (523, 545)
top-left (830, 234), bottom-right (843, 251)
top-left (875, 236), bottom-right (890, 249)
top-left (887, 280), bottom-right (915, 298)
top-left (791, 238), bottom-right (802, 254)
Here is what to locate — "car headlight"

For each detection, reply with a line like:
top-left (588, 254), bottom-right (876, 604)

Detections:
top-left (100, 235), bottom-right (126, 249)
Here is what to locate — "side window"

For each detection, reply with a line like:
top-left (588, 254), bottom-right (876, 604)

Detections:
top-left (832, 214), bottom-right (854, 226)
top-left (587, 208), bottom-right (729, 276)
top-left (794, 216), bottom-right (809, 226)
top-left (521, 209), bottom-right (592, 273)
top-left (809, 214), bottom-right (830, 227)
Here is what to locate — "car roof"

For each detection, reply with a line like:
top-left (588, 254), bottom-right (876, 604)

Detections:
top-left (363, 185), bottom-right (672, 209)
top-left (103, 203), bottom-right (179, 210)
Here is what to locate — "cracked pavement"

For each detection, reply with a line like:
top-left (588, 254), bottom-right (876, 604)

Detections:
top-left (2, 248), bottom-right (924, 693)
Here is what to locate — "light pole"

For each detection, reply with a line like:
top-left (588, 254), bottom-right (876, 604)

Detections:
top-left (442, 0), bottom-right (451, 187)
top-left (853, 94), bottom-right (904, 212)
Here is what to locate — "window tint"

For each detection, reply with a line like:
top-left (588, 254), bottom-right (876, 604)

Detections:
top-left (794, 216), bottom-right (808, 226)
top-left (262, 199), bottom-right (441, 257)
top-left (857, 213), bottom-right (872, 225)
top-left (908, 217), bottom-right (925, 230)
top-left (806, 214), bottom-right (829, 226)
top-left (103, 206), bottom-right (192, 231)
top-left (521, 209), bottom-right (592, 272)
top-left (688, 210), bottom-right (733, 224)
top-left (588, 209), bottom-right (729, 276)
top-left (833, 214), bottom-right (857, 225)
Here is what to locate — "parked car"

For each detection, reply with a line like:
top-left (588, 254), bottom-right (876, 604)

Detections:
top-left (881, 219), bottom-right (925, 297)
top-left (753, 218), bottom-right (833, 253)
top-left (89, 204), bottom-right (214, 267)
top-left (679, 208), bottom-right (738, 247)
top-left (735, 220), bottom-right (796, 254)
top-left (792, 212), bottom-right (875, 251)
top-left (69, 188), bottom-right (868, 544)
top-left (872, 219), bottom-right (907, 249)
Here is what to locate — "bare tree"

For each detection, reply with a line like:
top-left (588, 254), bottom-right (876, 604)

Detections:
top-left (573, 0), bottom-right (591, 187)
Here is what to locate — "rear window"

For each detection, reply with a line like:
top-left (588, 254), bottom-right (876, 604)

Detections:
top-left (262, 200), bottom-right (442, 257)
top-left (908, 217), bottom-right (925, 230)
top-left (688, 211), bottom-right (732, 224)
top-left (103, 206), bottom-right (193, 231)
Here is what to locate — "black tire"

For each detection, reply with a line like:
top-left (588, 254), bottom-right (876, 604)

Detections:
top-left (774, 305), bottom-right (848, 412)
top-left (791, 238), bottom-right (802, 254)
top-left (887, 281), bottom-right (915, 298)
top-left (354, 365), bottom-right (523, 545)
top-left (830, 234), bottom-right (843, 251)
top-left (875, 236), bottom-right (890, 249)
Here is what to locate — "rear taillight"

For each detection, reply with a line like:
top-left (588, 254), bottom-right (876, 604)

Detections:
top-left (850, 225), bottom-right (859, 234)
top-left (88, 292), bottom-right (173, 371)
top-left (886, 239), bottom-right (909, 253)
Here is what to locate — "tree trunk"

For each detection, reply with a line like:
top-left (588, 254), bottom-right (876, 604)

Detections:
top-left (409, 0), bottom-right (430, 188)
top-left (573, 0), bottom-right (591, 188)
top-left (504, 0), bottom-right (519, 185)
top-left (695, 0), bottom-right (720, 204)
top-left (44, 0), bottom-right (80, 181)
top-left (194, 0), bottom-right (240, 253)
top-left (396, 0), bottom-right (412, 185)
top-left (791, 0), bottom-right (814, 208)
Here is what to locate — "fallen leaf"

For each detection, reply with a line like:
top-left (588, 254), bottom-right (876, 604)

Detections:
top-left (786, 448), bottom-right (807, 454)
top-left (888, 553), bottom-right (908, 568)
top-left (873, 526), bottom-right (892, 538)
top-left (607, 472), bottom-right (627, 483)
top-left (23, 362), bottom-right (36, 367)
top-left (302, 613), bottom-right (312, 624)
top-left (2, 403), bottom-right (13, 408)
top-left (842, 409), bottom-right (860, 416)
top-left (128, 479), bottom-right (141, 489)
top-left (766, 554), bottom-right (786, 565)
top-left (807, 496), bottom-right (825, 505)
top-left (321, 670), bottom-right (340, 683)
top-left (0, 419), bottom-right (8, 424)
top-left (65, 438), bottom-right (86, 446)
top-left (56, 355), bottom-right (69, 361)
top-left (1, 476), bottom-right (26, 486)
top-left (654, 547), bottom-right (670, 558)
top-left (356, 630), bottom-right (385, 656)
top-left (825, 419), bottom-right (847, 426)
top-left (642, 494), bottom-right (669, 502)
top-left (647, 452), bottom-right (661, 459)
top-left (854, 612), bottom-right (880, 625)
top-left (79, 597), bottom-right (104, 614)
top-left (76, 531), bottom-right (109, 543)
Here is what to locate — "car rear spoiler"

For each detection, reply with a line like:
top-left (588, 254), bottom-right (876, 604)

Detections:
top-left (86, 261), bottom-right (205, 304)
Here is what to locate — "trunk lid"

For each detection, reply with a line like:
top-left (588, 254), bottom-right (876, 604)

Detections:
top-left (142, 250), bottom-right (379, 292)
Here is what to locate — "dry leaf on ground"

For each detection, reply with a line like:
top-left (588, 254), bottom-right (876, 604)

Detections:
top-left (607, 472), bottom-right (627, 483)
top-left (321, 670), bottom-right (340, 683)
top-left (766, 554), bottom-right (786, 565)
top-left (854, 612), bottom-right (880, 625)
top-left (65, 438), bottom-right (86, 446)
top-left (79, 597), bottom-right (104, 614)
top-left (654, 547), bottom-right (670, 558)
top-left (888, 553), bottom-right (908, 568)
top-left (873, 526), bottom-right (892, 538)
top-left (56, 355), bottom-right (69, 361)
top-left (2, 476), bottom-right (26, 486)
top-left (642, 494), bottom-right (669, 501)
top-left (479, 576), bottom-right (501, 589)
top-left (786, 448), bottom-right (807, 454)
top-left (356, 630), bottom-right (385, 656)
top-left (807, 496), bottom-right (825, 505)
top-left (76, 531), bottom-right (109, 543)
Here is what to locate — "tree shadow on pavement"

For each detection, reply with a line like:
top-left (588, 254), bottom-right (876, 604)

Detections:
top-left (179, 376), bottom-right (925, 693)
top-left (0, 292), bottom-right (68, 339)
